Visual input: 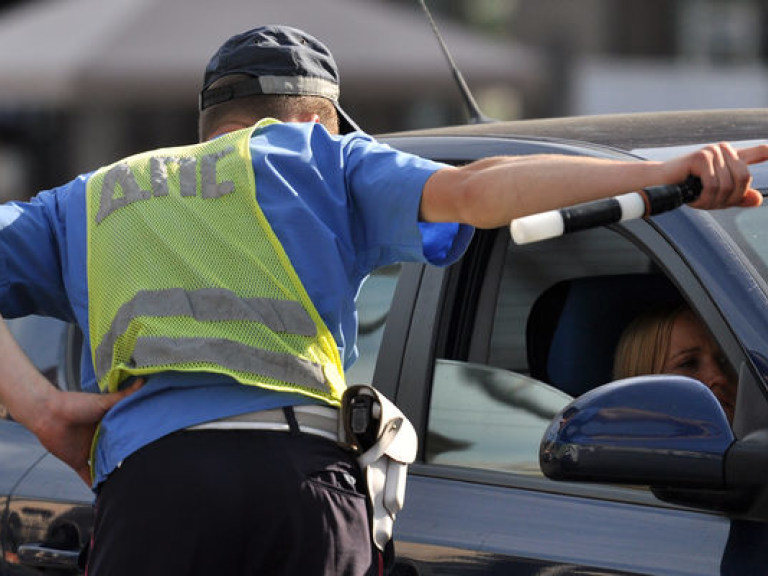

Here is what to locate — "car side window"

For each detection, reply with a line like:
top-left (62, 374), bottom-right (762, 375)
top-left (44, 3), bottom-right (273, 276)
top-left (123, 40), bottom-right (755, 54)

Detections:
top-left (426, 359), bottom-right (571, 474)
top-left (346, 264), bottom-right (401, 386)
top-left (488, 227), bottom-right (655, 377)
top-left (426, 227), bottom-right (657, 475)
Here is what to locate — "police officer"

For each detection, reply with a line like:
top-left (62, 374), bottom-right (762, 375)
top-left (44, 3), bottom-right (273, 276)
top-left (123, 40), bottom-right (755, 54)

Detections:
top-left (0, 25), bottom-right (766, 576)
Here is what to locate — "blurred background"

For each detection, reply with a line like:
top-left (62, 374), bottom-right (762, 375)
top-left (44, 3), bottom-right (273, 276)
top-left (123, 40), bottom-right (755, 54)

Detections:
top-left (0, 0), bottom-right (766, 200)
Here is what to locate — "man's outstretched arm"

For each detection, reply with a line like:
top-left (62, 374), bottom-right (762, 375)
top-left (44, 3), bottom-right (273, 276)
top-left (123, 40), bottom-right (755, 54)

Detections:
top-left (0, 314), bottom-right (139, 484)
top-left (420, 142), bottom-right (768, 228)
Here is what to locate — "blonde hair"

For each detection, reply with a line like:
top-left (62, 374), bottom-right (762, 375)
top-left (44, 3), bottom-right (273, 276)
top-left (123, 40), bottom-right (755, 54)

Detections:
top-left (612, 303), bottom-right (689, 380)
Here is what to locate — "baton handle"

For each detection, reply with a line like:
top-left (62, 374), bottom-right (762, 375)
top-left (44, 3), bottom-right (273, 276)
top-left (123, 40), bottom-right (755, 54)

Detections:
top-left (510, 176), bottom-right (702, 245)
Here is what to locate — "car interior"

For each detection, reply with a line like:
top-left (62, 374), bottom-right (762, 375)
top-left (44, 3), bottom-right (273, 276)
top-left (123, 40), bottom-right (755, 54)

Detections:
top-left (423, 225), bottom-right (734, 477)
top-left (526, 272), bottom-right (682, 398)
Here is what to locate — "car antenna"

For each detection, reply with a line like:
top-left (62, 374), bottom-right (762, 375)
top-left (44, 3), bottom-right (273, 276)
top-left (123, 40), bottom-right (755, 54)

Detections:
top-left (417, 0), bottom-right (494, 124)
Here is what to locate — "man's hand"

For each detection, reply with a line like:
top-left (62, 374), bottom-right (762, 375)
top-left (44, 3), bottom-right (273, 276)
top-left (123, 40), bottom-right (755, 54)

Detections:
top-left (32, 381), bottom-right (142, 485)
top-left (664, 142), bottom-right (768, 210)
top-left (0, 315), bottom-right (143, 485)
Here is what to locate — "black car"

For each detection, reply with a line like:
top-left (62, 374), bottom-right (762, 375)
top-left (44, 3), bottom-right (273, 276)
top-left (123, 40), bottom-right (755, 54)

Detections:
top-left (5, 109), bottom-right (768, 574)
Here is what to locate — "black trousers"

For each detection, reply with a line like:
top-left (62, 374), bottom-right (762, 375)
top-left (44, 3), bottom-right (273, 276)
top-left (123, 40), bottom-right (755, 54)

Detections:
top-left (85, 427), bottom-right (379, 575)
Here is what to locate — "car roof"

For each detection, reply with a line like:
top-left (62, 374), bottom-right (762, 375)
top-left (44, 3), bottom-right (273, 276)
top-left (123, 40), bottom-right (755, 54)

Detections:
top-left (379, 108), bottom-right (768, 152)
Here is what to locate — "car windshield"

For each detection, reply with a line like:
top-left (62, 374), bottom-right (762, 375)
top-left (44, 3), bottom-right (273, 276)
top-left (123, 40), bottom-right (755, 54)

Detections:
top-left (633, 141), bottom-right (768, 291)
top-left (710, 202), bottom-right (768, 285)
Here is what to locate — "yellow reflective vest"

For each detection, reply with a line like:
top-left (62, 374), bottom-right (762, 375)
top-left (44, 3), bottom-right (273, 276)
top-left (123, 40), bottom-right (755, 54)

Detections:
top-left (85, 120), bottom-right (345, 406)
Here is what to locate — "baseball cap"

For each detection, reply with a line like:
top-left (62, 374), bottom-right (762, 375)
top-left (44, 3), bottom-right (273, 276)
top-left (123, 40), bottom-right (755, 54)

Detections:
top-left (200, 25), bottom-right (360, 134)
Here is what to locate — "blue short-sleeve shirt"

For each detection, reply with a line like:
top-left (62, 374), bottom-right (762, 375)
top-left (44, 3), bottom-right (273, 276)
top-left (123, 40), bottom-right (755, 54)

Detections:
top-left (0, 122), bottom-right (474, 486)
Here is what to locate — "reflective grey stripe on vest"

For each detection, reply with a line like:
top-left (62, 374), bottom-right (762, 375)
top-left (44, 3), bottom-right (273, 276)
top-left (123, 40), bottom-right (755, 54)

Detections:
top-left (131, 336), bottom-right (328, 392)
top-left (94, 288), bottom-right (323, 388)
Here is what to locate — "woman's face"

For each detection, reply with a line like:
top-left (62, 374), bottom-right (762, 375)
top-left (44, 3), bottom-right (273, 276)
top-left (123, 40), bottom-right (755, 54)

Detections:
top-left (661, 310), bottom-right (737, 422)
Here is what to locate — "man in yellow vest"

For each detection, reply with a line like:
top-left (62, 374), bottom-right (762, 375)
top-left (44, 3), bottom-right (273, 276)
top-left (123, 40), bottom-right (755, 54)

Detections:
top-left (0, 24), bottom-right (766, 576)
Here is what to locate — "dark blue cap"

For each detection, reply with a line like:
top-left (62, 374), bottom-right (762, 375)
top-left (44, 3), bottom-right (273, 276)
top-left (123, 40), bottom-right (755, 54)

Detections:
top-left (200, 25), bottom-right (359, 133)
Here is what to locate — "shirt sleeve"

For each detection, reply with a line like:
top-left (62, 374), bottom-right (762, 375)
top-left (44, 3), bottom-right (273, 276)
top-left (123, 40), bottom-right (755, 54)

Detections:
top-left (0, 183), bottom-right (79, 321)
top-left (343, 134), bottom-right (474, 270)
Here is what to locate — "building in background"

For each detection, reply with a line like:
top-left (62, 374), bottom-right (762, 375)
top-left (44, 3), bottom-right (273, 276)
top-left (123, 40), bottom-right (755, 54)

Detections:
top-left (1, 0), bottom-right (766, 200)
top-left (0, 0), bottom-right (541, 197)
top-left (412, 0), bottom-right (768, 117)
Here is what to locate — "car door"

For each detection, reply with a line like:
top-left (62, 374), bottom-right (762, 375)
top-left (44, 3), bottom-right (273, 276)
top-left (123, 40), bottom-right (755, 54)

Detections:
top-left (365, 136), bottom-right (768, 575)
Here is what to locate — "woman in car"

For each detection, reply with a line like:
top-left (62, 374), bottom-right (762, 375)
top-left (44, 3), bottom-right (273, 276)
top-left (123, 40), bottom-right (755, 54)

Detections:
top-left (613, 303), bottom-right (737, 422)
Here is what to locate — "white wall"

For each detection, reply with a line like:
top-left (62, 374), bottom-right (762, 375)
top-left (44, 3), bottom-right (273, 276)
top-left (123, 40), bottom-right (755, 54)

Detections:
top-left (571, 57), bottom-right (768, 115)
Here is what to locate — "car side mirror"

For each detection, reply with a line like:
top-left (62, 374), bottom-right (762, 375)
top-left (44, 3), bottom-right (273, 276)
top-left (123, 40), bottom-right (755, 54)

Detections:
top-left (540, 375), bottom-right (768, 518)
